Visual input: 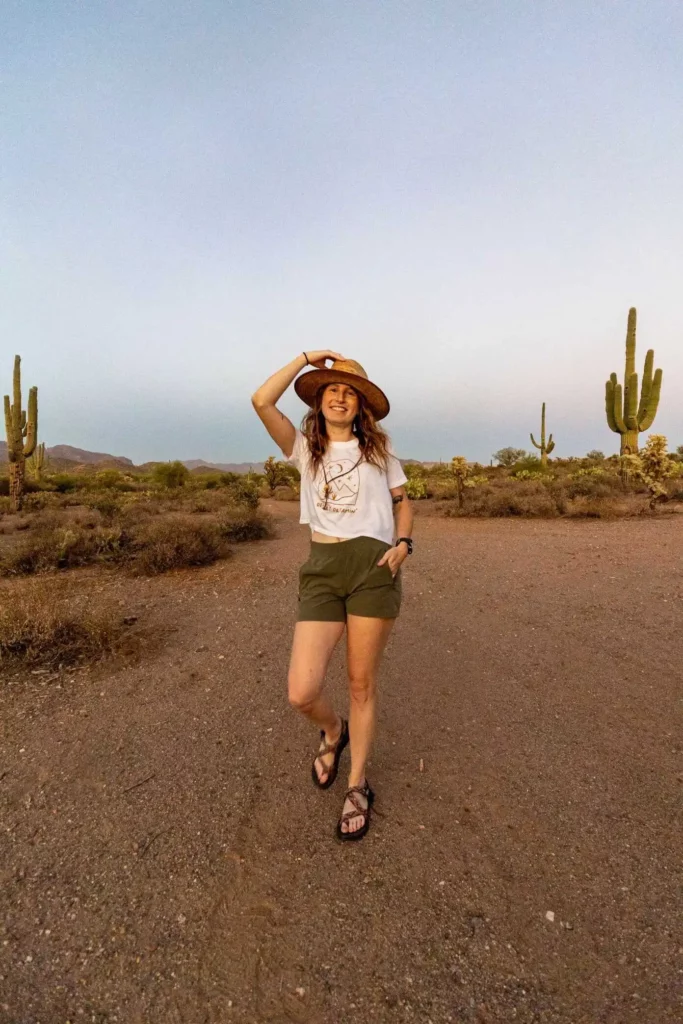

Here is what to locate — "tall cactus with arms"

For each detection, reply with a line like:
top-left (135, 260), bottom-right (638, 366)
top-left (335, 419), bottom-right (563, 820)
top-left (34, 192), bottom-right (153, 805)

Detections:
top-left (4, 355), bottom-right (38, 512)
top-left (605, 307), bottom-right (662, 454)
top-left (530, 402), bottom-right (555, 466)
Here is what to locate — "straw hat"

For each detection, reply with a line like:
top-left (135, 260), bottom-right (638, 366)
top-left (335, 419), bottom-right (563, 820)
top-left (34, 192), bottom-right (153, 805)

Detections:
top-left (295, 359), bottom-right (390, 420)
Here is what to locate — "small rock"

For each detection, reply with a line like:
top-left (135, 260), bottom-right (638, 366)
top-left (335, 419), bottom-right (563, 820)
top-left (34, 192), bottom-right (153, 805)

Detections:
top-left (122, 616), bottom-right (138, 626)
top-left (545, 911), bottom-right (555, 923)
top-left (419, 758), bottom-right (424, 772)
top-left (295, 986), bottom-right (305, 998)
top-left (195, 645), bottom-right (208, 652)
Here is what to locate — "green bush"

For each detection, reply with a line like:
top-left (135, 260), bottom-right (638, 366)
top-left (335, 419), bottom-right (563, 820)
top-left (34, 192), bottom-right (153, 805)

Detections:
top-left (226, 479), bottom-right (260, 510)
top-left (405, 478), bottom-right (428, 500)
top-left (493, 447), bottom-right (527, 467)
top-left (49, 473), bottom-right (80, 493)
top-left (218, 507), bottom-right (272, 543)
top-left (153, 461), bottom-right (190, 489)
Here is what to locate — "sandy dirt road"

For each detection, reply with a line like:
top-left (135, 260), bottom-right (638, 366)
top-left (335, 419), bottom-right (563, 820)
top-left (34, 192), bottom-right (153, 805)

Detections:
top-left (1, 503), bottom-right (682, 1023)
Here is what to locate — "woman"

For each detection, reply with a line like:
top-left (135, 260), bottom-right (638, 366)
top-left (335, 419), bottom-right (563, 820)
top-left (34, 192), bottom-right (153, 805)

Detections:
top-left (252, 351), bottom-right (413, 841)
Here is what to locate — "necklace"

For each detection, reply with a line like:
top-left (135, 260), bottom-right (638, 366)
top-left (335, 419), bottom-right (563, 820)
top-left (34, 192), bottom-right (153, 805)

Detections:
top-left (321, 456), bottom-right (362, 510)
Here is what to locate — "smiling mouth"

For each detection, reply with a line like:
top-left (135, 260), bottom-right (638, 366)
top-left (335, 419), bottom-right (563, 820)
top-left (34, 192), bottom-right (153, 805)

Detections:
top-left (330, 405), bottom-right (348, 412)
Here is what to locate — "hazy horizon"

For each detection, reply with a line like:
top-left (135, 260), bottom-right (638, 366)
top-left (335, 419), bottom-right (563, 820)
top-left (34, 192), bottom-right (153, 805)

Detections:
top-left (2, 1), bottom-right (682, 464)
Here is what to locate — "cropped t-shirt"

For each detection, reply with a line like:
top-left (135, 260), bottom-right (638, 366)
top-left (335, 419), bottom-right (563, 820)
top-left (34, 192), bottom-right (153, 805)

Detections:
top-left (286, 431), bottom-right (408, 545)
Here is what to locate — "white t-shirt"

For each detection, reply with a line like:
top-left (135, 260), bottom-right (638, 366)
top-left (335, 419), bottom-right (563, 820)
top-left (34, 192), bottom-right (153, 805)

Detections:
top-left (286, 430), bottom-right (408, 545)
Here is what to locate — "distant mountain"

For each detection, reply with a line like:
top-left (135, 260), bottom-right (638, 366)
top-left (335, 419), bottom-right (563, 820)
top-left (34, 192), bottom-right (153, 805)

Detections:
top-left (183, 459), bottom-right (265, 474)
top-left (47, 445), bottom-right (134, 467)
top-left (0, 440), bottom-right (132, 469)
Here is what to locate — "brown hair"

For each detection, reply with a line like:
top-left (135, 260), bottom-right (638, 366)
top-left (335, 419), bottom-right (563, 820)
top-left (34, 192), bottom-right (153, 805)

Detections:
top-left (302, 385), bottom-right (391, 476)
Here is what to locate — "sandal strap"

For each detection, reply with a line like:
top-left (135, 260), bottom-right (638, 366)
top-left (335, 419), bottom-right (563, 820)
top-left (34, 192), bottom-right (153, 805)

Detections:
top-left (316, 720), bottom-right (345, 759)
top-left (341, 785), bottom-right (370, 821)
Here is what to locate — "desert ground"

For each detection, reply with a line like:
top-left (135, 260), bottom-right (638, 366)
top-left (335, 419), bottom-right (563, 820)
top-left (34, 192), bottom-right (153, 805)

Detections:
top-left (1, 501), bottom-right (681, 1024)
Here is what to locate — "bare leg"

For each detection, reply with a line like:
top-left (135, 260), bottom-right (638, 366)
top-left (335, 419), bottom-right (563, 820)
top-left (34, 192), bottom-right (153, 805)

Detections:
top-left (342, 615), bottom-right (395, 833)
top-left (288, 620), bottom-right (346, 783)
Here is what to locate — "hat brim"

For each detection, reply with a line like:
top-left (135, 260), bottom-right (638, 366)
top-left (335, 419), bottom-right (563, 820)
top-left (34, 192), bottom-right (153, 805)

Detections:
top-left (294, 369), bottom-right (390, 420)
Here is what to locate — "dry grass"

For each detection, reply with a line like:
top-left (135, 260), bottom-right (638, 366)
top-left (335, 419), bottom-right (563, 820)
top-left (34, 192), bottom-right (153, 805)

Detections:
top-left (0, 501), bottom-right (272, 577)
top-left (0, 578), bottom-right (138, 669)
top-left (128, 516), bottom-right (229, 575)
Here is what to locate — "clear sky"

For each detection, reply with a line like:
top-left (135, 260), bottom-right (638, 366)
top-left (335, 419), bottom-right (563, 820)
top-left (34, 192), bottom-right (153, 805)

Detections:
top-left (2, 1), bottom-right (682, 464)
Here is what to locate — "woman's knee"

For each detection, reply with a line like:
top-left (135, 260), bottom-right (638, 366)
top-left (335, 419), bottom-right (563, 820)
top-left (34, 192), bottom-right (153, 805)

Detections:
top-left (348, 671), bottom-right (376, 705)
top-left (288, 671), bottom-right (321, 713)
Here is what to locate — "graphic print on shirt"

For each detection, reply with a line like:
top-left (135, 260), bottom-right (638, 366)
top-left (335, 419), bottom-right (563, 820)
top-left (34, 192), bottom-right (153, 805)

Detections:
top-left (316, 456), bottom-right (361, 512)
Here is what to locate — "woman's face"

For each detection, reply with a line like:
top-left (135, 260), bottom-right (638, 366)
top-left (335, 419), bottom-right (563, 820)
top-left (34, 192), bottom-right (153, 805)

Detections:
top-left (321, 382), bottom-right (360, 428)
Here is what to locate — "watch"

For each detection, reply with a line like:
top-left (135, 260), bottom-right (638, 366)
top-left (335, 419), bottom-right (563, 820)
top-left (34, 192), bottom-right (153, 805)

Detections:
top-left (396, 537), bottom-right (413, 555)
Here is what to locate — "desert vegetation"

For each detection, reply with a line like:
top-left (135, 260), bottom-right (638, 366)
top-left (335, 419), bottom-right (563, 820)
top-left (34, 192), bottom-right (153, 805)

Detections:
top-left (1, 305), bottom-right (679, 672)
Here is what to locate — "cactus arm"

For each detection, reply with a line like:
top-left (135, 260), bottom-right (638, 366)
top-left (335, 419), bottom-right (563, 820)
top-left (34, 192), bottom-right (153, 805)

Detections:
top-left (625, 372), bottom-right (639, 430)
top-left (613, 382), bottom-right (627, 433)
top-left (541, 402), bottom-right (546, 445)
top-left (3, 392), bottom-right (11, 436)
top-left (605, 378), bottom-right (618, 433)
top-left (547, 436), bottom-right (555, 454)
top-left (625, 307), bottom-right (637, 380)
top-left (637, 349), bottom-right (654, 424)
top-left (530, 433), bottom-right (541, 450)
top-left (12, 355), bottom-right (21, 425)
top-left (639, 367), bottom-right (662, 431)
top-left (23, 385), bottom-right (37, 457)
top-left (4, 394), bottom-right (18, 460)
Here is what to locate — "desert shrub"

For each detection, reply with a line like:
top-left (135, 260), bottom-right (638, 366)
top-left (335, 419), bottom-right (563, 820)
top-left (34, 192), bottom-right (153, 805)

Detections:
top-left (218, 507), bottom-right (272, 543)
top-left (263, 457), bottom-right (298, 493)
top-left (18, 491), bottom-right (56, 512)
top-left (153, 461), bottom-right (190, 489)
top-left (197, 474), bottom-right (221, 490)
top-left (564, 474), bottom-right (620, 499)
top-left (510, 455), bottom-right (549, 476)
top-left (405, 477), bottom-right (428, 500)
top-left (565, 496), bottom-right (636, 519)
top-left (226, 478), bottom-right (260, 510)
top-left (428, 479), bottom-right (457, 500)
top-left (0, 496), bottom-right (11, 514)
top-left (129, 516), bottom-right (228, 575)
top-left (1, 516), bottom-right (125, 576)
top-left (585, 449), bottom-right (606, 461)
top-left (571, 466), bottom-right (605, 479)
top-left (447, 481), bottom-right (560, 518)
top-left (513, 469), bottom-right (550, 481)
top-left (404, 462), bottom-right (426, 480)
top-left (493, 447), bottom-right (527, 467)
top-left (87, 490), bottom-right (124, 522)
top-left (217, 471), bottom-right (238, 486)
top-left (0, 579), bottom-right (137, 669)
top-left (272, 484), bottom-right (299, 501)
top-left (49, 473), bottom-right (81, 493)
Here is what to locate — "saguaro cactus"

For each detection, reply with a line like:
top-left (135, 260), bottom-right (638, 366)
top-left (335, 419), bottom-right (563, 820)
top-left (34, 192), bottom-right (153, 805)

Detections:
top-left (605, 307), bottom-right (662, 454)
top-left (3, 355), bottom-right (38, 512)
top-left (28, 441), bottom-right (46, 480)
top-left (530, 402), bottom-right (555, 466)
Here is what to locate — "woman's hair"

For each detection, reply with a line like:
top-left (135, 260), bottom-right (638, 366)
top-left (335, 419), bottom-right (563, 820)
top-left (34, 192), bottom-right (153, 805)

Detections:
top-left (301, 385), bottom-right (390, 475)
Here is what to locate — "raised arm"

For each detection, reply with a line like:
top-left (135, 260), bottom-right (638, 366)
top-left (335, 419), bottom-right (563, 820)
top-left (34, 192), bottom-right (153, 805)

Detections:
top-left (251, 350), bottom-right (343, 457)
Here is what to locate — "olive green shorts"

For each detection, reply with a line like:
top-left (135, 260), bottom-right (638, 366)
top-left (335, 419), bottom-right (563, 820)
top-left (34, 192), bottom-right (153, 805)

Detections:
top-left (298, 536), bottom-right (402, 622)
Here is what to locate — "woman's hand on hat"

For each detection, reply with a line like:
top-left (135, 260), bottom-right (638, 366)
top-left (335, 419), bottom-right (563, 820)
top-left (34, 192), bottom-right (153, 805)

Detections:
top-left (303, 350), bottom-right (344, 369)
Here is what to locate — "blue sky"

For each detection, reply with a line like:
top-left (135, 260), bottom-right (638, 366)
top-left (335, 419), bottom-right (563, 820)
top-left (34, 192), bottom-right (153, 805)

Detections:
top-left (2, 1), bottom-right (682, 463)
